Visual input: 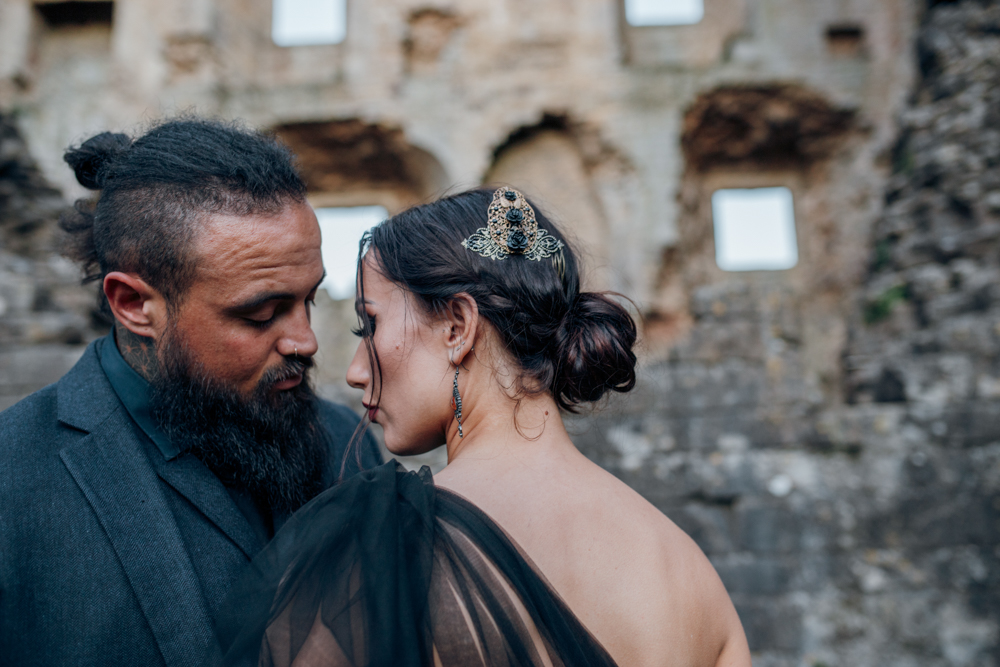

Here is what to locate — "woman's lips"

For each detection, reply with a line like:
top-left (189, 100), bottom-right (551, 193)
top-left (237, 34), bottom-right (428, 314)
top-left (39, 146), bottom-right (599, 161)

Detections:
top-left (273, 374), bottom-right (303, 391)
top-left (364, 404), bottom-right (378, 422)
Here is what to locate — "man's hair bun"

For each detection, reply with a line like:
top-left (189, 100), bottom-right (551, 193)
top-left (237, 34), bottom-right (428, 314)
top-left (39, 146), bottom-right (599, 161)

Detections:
top-left (63, 132), bottom-right (131, 190)
top-left (552, 292), bottom-right (637, 410)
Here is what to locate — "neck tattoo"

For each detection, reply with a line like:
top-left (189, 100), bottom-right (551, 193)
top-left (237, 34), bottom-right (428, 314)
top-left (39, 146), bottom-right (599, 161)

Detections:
top-left (115, 323), bottom-right (159, 382)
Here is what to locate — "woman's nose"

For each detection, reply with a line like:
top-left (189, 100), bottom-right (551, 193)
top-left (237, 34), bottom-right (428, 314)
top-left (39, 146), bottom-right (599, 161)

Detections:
top-left (346, 340), bottom-right (370, 390)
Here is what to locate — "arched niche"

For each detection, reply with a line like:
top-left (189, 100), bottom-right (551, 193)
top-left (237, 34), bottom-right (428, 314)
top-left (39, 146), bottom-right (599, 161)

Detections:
top-left (648, 84), bottom-right (860, 389)
top-left (272, 118), bottom-right (450, 213)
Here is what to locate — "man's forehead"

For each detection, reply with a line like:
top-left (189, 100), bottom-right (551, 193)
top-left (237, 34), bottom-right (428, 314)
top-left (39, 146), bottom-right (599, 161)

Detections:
top-left (196, 203), bottom-right (318, 239)
top-left (186, 204), bottom-right (323, 288)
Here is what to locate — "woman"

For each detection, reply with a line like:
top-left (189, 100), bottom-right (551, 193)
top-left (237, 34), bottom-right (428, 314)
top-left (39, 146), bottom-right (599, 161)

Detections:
top-left (214, 188), bottom-right (751, 667)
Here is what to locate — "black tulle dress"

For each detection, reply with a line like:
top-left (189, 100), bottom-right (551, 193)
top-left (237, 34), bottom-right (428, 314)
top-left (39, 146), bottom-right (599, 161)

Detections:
top-left (212, 461), bottom-right (618, 667)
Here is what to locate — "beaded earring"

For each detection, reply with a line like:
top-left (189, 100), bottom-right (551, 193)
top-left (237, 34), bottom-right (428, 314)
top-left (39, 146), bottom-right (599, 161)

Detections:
top-left (451, 366), bottom-right (463, 438)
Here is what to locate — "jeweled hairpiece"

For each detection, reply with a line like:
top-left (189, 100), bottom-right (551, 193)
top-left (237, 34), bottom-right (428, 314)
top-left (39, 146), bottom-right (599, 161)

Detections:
top-left (462, 187), bottom-right (565, 262)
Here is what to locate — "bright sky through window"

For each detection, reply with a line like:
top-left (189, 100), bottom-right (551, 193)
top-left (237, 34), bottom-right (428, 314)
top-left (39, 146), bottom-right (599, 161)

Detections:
top-left (625, 0), bottom-right (704, 26)
top-left (712, 187), bottom-right (798, 272)
top-left (316, 206), bottom-right (388, 300)
top-left (272, 0), bottom-right (346, 46)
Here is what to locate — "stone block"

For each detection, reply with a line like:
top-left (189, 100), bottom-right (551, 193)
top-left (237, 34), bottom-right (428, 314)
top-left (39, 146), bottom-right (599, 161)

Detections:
top-left (0, 344), bottom-right (85, 399)
top-left (735, 502), bottom-right (804, 554)
top-left (673, 501), bottom-right (735, 555)
top-left (711, 554), bottom-right (796, 596)
top-left (733, 598), bottom-right (804, 653)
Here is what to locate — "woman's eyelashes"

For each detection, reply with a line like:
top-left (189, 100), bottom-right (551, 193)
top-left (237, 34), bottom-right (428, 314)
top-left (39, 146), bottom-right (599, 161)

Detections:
top-left (351, 314), bottom-right (377, 338)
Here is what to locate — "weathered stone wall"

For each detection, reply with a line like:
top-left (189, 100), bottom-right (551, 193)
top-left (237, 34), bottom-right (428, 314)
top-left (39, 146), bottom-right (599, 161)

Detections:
top-left (0, 113), bottom-right (104, 410)
top-left (570, 3), bottom-right (1000, 665)
top-left (3, 0), bottom-right (998, 664)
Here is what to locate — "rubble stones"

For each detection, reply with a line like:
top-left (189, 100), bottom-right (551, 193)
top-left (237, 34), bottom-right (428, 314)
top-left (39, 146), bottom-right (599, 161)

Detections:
top-left (571, 2), bottom-right (1000, 664)
top-left (0, 114), bottom-right (103, 407)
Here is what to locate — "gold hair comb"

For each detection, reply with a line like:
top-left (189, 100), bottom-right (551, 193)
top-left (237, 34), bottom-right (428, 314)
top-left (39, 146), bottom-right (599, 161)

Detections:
top-left (462, 187), bottom-right (565, 262)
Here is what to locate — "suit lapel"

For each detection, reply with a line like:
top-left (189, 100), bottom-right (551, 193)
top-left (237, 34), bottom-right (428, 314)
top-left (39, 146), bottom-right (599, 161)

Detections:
top-left (60, 414), bottom-right (215, 667)
top-left (154, 454), bottom-right (264, 558)
top-left (61, 338), bottom-right (263, 558)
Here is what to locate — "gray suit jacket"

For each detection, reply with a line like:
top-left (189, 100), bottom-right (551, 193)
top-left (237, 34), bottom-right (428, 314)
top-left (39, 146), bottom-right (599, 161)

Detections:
top-left (0, 341), bottom-right (380, 666)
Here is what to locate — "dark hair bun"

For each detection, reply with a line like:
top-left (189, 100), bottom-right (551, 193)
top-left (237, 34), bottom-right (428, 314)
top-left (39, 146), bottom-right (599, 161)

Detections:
top-left (63, 132), bottom-right (131, 190)
top-left (553, 292), bottom-right (638, 410)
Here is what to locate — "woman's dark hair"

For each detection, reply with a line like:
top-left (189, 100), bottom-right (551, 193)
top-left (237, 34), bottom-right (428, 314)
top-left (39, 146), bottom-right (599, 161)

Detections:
top-left (357, 188), bottom-right (637, 415)
top-left (59, 117), bottom-right (307, 317)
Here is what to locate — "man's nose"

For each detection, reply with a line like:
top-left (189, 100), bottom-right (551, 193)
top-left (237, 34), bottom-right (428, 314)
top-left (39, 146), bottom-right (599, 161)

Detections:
top-left (346, 341), bottom-right (370, 390)
top-left (278, 307), bottom-right (318, 358)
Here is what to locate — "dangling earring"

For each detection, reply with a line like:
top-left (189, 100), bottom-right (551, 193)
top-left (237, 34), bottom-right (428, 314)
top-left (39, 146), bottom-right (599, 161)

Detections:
top-left (451, 366), bottom-right (464, 438)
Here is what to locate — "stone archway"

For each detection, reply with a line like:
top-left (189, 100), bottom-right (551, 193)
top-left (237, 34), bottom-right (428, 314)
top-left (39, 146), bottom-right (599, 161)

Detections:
top-left (483, 116), bottom-right (613, 289)
top-left (273, 118), bottom-right (450, 213)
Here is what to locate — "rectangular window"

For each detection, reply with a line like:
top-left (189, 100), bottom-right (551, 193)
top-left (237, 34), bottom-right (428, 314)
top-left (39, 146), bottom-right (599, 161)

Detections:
top-left (712, 187), bottom-right (798, 271)
top-left (825, 24), bottom-right (864, 57)
top-left (625, 0), bottom-right (704, 26)
top-left (272, 0), bottom-right (346, 47)
top-left (316, 206), bottom-right (388, 299)
top-left (35, 1), bottom-right (113, 28)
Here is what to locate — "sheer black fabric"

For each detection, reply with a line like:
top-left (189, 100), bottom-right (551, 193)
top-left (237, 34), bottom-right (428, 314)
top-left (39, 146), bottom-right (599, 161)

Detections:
top-left (212, 461), bottom-right (617, 667)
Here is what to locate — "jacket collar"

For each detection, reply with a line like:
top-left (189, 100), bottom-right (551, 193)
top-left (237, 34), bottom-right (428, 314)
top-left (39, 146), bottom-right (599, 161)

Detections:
top-left (56, 337), bottom-right (120, 434)
top-left (99, 331), bottom-right (179, 459)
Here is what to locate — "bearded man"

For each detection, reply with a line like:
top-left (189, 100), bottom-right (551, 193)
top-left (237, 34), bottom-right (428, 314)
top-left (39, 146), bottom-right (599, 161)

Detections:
top-left (0, 118), bottom-right (381, 666)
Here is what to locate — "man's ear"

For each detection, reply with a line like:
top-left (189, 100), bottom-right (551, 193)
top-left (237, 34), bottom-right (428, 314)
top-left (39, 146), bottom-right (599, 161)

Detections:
top-left (103, 272), bottom-right (168, 340)
top-left (442, 293), bottom-right (479, 366)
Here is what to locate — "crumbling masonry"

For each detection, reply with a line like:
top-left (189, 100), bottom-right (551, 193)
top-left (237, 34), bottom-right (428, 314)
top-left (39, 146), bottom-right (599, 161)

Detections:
top-left (1, 0), bottom-right (998, 664)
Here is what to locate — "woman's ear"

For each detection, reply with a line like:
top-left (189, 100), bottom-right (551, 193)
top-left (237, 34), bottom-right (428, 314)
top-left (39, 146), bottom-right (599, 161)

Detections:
top-left (442, 293), bottom-right (479, 366)
top-left (103, 272), bottom-right (168, 340)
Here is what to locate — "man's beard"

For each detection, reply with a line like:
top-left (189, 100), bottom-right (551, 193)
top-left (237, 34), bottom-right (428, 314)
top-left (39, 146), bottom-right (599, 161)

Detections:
top-left (149, 330), bottom-right (329, 514)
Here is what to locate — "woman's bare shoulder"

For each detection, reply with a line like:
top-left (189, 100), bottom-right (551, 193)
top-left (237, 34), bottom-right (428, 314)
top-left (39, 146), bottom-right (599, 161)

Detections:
top-left (582, 466), bottom-right (752, 667)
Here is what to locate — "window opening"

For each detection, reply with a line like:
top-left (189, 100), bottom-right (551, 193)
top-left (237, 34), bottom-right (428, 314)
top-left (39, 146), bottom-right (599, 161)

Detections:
top-left (272, 0), bottom-right (346, 47)
top-left (625, 0), bottom-right (704, 26)
top-left (711, 187), bottom-right (798, 271)
top-left (316, 206), bottom-right (388, 299)
top-left (825, 24), bottom-right (864, 57)
top-left (35, 1), bottom-right (113, 28)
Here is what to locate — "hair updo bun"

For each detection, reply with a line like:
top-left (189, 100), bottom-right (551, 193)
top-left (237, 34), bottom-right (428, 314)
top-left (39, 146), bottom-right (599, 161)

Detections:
top-left (552, 292), bottom-right (637, 410)
top-left (63, 132), bottom-right (130, 190)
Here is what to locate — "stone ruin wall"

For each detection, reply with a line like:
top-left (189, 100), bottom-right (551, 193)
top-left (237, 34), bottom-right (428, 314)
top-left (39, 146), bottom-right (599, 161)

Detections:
top-left (2, 0), bottom-right (999, 664)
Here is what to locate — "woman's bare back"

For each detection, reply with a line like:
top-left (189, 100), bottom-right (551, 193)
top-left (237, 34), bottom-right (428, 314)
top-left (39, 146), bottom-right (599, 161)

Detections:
top-left (435, 437), bottom-right (751, 667)
top-left (343, 194), bottom-right (751, 666)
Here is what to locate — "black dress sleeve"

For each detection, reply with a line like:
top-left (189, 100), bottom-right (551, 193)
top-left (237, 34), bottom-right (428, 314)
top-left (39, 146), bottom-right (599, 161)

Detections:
top-left (211, 461), bottom-right (617, 667)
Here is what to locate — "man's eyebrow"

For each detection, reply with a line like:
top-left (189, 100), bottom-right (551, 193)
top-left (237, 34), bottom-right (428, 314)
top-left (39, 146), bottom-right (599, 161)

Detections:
top-left (229, 275), bottom-right (327, 312)
top-left (228, 291), bottom-right (295, 312)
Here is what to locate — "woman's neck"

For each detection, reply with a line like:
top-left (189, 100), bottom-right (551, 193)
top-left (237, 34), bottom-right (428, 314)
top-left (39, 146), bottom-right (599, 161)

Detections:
top-left (442, 376), bottom-right (574, 467)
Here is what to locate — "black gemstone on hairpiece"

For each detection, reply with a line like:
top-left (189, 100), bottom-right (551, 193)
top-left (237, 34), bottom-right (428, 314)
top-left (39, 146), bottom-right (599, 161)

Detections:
top-left (504, 191), bottom-right (517, 201)
top-left (507, 228), bottom-right (529, 252)
top-left (506, 208), bottom-right (524, 223)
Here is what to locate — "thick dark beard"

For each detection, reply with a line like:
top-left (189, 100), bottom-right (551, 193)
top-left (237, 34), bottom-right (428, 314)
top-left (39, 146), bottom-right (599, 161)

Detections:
top-left (149, 330), bottom-right (329, 514)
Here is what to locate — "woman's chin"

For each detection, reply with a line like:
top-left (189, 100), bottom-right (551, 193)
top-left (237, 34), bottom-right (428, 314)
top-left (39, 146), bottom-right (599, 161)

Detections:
top-left (384, 436), bottom-right (446, 459)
